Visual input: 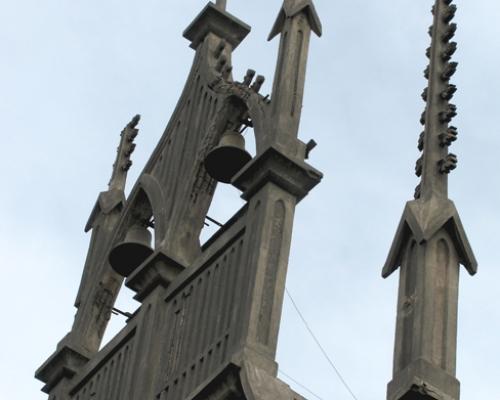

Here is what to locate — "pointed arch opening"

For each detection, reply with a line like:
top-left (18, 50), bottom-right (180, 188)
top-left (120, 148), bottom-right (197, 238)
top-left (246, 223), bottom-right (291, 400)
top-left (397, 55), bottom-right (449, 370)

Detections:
top-left (199, 95), bottom-right (256, 246)
top-left (101, 187), bottom-right (157, 349)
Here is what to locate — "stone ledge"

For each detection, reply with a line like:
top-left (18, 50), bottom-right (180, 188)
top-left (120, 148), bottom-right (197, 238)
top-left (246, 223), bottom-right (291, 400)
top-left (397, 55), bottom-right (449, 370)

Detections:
top-left (233, 146), bottom-right (323, 202)
top-left (35, 339), bottom-right (90, 394)
top-left (125, 251), bottom-right (185, 302)
top-left (387, 358), bottom-right (460, 400)
top-left (183, 3), bottom-right (250, 50)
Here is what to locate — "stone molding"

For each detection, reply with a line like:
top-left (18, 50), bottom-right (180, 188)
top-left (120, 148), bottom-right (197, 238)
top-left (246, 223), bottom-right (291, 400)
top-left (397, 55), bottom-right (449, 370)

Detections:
top-left (126, 251), bottom-right (186, 302)
top-left (233, 146), bottom-right (322, 202)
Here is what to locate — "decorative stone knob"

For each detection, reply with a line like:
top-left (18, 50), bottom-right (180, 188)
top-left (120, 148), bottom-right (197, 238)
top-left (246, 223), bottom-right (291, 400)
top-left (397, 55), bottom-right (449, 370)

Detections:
top-left (418, 131), bottom-right (425, 151)
top-left (441, 62), bottom-right (458, 81)
top-left (441, 42), bottom-right (458, 61)
top-left (439, 153), bottom-right (458, 174)
top-left (243, 69), bottom-right (256, 86)
top-left (439, 126), bottom-right (458, 147)
top-left (439, 104), bottom-right (457, 123)
top-left (442, 23), bottom-right (457, 42)
top-left (415, 157), bottom-right (423, 177)
top-left (440, 84), bottom-right (457, 100)
top-left (442, 4), bottom-right (457, 23)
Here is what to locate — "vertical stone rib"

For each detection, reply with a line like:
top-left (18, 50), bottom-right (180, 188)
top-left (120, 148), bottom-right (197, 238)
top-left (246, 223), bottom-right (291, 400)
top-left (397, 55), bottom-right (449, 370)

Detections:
top-left (257, 200), bottom-right (285, 345)
top-left (434, 238), bottom-right (450, 370)
top-left (291, 30), bottom-right (304, 117)
top-left (395, 240), bottom-right (417, 373)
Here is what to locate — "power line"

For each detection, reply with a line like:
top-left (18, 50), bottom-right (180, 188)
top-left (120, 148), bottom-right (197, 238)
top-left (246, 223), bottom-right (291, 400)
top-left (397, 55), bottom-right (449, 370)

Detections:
top-left (285, 288), bottom-right (359, 400)
top-left (278, 369), bottom-right (325, 400)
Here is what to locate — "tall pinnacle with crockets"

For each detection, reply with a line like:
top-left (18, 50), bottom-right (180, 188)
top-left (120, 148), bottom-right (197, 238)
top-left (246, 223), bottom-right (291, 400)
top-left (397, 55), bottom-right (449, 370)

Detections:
top-left (35, 115), bottom-right (141, 396)
top-left (383, 1), bottom-right (477, 399)
top-left (70, 115), bottom-right (141, 352)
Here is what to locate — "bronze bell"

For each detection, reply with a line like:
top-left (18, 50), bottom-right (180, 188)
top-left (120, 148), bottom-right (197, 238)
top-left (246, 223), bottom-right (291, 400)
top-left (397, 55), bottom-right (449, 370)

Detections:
top-left (109, 224), bottom-right (154, 277)
top-left (204, 130), bottom-right (252, 183)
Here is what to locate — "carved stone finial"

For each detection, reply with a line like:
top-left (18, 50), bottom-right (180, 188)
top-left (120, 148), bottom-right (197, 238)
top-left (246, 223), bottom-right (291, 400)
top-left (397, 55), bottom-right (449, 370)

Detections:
top-left (243, 69), bottom-right (256, 86)
top-left (251, 75), bottom-right (265, 93)
top-left (414, 0), bottom-right (461, 201)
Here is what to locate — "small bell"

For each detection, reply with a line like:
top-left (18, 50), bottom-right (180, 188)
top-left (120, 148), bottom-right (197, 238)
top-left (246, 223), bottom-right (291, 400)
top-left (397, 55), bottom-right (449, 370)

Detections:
top-left (109, 224), bottom-right (154, 277)
top-left (204, 130), bottom-right (252, 183)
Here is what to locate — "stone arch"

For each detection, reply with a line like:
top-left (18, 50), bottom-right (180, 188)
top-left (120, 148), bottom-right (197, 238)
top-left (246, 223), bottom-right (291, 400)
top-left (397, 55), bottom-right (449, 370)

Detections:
top-left (137, 174), bottom-right (167, 246)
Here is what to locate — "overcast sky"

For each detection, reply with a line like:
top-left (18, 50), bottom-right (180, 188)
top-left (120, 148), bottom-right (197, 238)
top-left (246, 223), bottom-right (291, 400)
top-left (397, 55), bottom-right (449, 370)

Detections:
top-left (1, 0), bottom-right (499, 399)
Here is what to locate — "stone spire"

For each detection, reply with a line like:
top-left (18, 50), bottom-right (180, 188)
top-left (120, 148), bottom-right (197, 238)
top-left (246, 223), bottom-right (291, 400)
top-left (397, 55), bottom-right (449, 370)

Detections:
top-left (383, 1), bottom-right (477, 399)
top-left (415, 0), bottom-right (459, 201)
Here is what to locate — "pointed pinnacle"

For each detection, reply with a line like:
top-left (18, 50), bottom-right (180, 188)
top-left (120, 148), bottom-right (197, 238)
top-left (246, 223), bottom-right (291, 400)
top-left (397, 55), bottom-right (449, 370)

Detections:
top-left (417, 0), bottom-right (460, 200)
top-left (268, 0), bottom-right (323, 41)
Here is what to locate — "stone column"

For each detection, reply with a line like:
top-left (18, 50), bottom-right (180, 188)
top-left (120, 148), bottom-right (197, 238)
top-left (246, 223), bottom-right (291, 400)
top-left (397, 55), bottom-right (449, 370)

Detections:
top-left (122, 252), bottom-right (185, 400)
top-left (232, 146), bottom-right (322, 374)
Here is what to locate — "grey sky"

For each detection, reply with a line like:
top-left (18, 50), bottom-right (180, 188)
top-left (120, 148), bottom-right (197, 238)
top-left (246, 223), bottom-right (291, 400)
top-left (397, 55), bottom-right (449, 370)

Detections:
top-left (1, 0), bottom-right (499, 399)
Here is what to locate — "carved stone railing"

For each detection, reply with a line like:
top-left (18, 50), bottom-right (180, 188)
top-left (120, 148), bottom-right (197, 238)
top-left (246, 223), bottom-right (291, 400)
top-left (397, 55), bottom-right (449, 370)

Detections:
top-left (156, 207), bottom-right (248, 400)
top-left (70, 326), bottom-right (137, 400)
top-left (62, 205), bottom-right (251, 400)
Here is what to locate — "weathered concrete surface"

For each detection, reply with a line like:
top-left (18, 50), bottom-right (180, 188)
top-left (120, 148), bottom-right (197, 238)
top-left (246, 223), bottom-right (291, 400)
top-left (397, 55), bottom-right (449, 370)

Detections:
top-left (36, 1), bottom-right (322, 399)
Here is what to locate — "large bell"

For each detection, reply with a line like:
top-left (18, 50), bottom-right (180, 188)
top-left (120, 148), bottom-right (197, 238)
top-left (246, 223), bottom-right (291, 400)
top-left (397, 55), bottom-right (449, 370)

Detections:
top-left (109, 224), bottom-right (154, 277)
top-left (204, 130), bottom-right (252, 183)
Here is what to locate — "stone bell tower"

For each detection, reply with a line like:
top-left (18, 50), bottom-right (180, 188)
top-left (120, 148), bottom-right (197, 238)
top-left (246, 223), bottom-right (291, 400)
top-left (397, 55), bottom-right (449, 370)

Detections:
top-left (383, 1), bottom-right (477, 399)
top-left (36, 1), bottom-right (322, 399)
